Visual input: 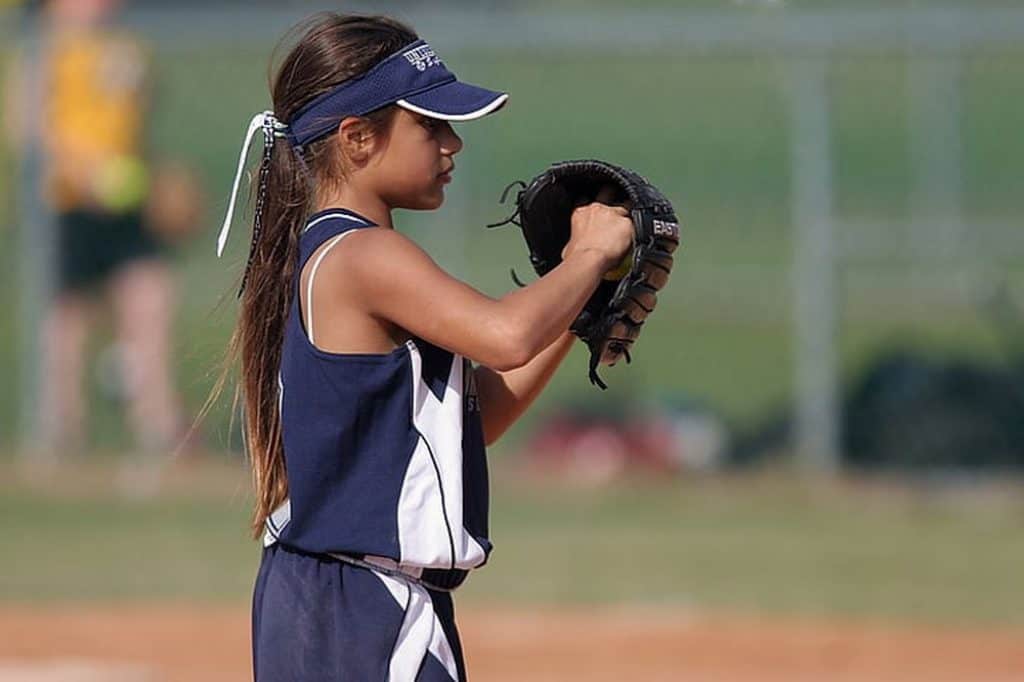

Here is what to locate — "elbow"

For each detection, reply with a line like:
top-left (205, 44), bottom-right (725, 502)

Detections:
top-left (486, 344), bottom-right (532, 372)
top-left (486, 319), bottom-right (537, 371)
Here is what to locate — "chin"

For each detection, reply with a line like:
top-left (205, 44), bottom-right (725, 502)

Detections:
top-left (414, 191), bottom-right (445, 211)
top-left (391, 185), bottom-right (445, 211)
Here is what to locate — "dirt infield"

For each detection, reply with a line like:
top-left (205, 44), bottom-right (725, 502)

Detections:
top-left (2, 604), bottom-right (1023, 681)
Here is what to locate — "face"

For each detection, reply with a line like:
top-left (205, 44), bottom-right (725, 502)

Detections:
top-left (365, 108), bottom-right (463, 211)
top-left (49, 0), bottom-right (121, 26)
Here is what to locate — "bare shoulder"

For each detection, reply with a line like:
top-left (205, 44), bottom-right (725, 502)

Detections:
top-left (342, 225), bottom-right (425, 253)
top-left (328, 226), bottom-right (436, 277)
top-left (308, 226), bottom-right (437, 296)
top-left (304, 225), bottom-right (520, 366)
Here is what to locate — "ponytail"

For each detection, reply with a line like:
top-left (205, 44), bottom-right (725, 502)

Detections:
top-left (235, 138), bottom-right (310, 537)
top-left (204, 12), bottom-right (417, 538)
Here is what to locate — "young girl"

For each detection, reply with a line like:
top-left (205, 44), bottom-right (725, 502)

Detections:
top-left (216, 13), bottom-right (632, 681)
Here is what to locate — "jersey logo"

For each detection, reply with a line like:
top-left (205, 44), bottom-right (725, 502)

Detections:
top-left (464, 359), bottom-right (481, 413)
top-left (403, 44), bottom-right (442, 72)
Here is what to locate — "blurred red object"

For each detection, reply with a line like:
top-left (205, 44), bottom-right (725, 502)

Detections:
top-left (520, 399), bottom-right (728, 484)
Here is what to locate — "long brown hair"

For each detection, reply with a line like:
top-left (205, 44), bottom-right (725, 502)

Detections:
top-left (209, 13), bottom-right (418, 538)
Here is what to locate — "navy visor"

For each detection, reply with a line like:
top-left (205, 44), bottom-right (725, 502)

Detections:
top-left (286, 39), bottom-right (507, 148)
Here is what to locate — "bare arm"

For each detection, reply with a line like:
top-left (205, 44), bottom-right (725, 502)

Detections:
top-left (338, 202), bottom-right (632, 371)
top-left (475, 330), bottom-right (575, 445)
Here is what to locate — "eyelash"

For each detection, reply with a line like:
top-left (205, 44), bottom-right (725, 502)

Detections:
top-left (420, 117), bottom-right (442, 132)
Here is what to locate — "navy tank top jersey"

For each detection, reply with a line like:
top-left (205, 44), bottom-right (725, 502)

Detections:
top-left (263, 208), bottom-right (491, 589)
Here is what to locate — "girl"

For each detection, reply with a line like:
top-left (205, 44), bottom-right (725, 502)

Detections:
top-left (215, 12), bottom-right (633, 682)
top-left (10, 0), bottom-right (186, 472)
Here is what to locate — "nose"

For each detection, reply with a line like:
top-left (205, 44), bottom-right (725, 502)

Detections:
top-left (441, 122), bottom-right (463, 155)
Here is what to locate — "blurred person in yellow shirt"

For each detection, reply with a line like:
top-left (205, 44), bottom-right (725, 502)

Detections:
top-left (8, 0), bottom-right (189, 484)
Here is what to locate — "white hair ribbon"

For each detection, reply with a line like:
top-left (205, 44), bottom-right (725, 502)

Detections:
top-left (216, 110), bottom-right (288, 258)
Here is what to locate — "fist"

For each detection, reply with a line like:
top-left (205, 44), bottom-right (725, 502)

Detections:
top-left (564, 185), bottom-right (634, 271)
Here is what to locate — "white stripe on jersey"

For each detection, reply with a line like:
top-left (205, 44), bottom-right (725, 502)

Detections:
top-left (301, 212), bottom-right (369, 234)
top-left (374, 571), bottom-right (459, 682)
top-left (399, 341), bottom-right (487, 570)
top-left (304, 230), bottom-right (359, 346)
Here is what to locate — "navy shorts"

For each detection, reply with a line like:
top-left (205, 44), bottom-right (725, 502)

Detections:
top-left (252, 543), bottom-right (467, 681)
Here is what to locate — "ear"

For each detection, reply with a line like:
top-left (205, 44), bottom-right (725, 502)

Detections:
top-left (336, 116), bottom-right (377, 165)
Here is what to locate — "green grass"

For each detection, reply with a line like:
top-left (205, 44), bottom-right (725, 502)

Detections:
top-left (1, 43), bottom-right (1023, 451)
top-left (468, 472), bottom-right (1024, 624)
top-left (3, 459), bottom-right (1023, 626)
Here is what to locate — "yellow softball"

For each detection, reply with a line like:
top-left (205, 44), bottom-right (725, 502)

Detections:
top-left (94, 155), bottom-right (149, 213)
top-left (603, 253), bottom-right (632, 281)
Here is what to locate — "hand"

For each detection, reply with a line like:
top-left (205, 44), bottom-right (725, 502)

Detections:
top-left (562, 185), bottom-right (634, 271)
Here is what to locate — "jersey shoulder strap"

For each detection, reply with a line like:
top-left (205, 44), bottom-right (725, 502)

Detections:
top-left (298, 208), bottom-right (376, 261)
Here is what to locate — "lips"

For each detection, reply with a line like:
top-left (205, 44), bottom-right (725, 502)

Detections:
top-left (438, 165), bottom-right (454, 183)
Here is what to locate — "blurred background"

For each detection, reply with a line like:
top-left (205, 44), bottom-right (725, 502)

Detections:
top-left (1, 0), bottom-right (1023, 680)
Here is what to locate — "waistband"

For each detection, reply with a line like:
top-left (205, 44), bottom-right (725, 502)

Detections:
top-left (327, 552), bottom-right (468, 593)
top-left (263, 500), bottom-right (470, 592)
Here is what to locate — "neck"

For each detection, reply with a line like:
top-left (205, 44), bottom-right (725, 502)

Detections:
top-left (315, 182), bottom-right (393, 229)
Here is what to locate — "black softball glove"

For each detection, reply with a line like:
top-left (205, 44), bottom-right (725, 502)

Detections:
top-left (489, 159), bottom-right (681, 389)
